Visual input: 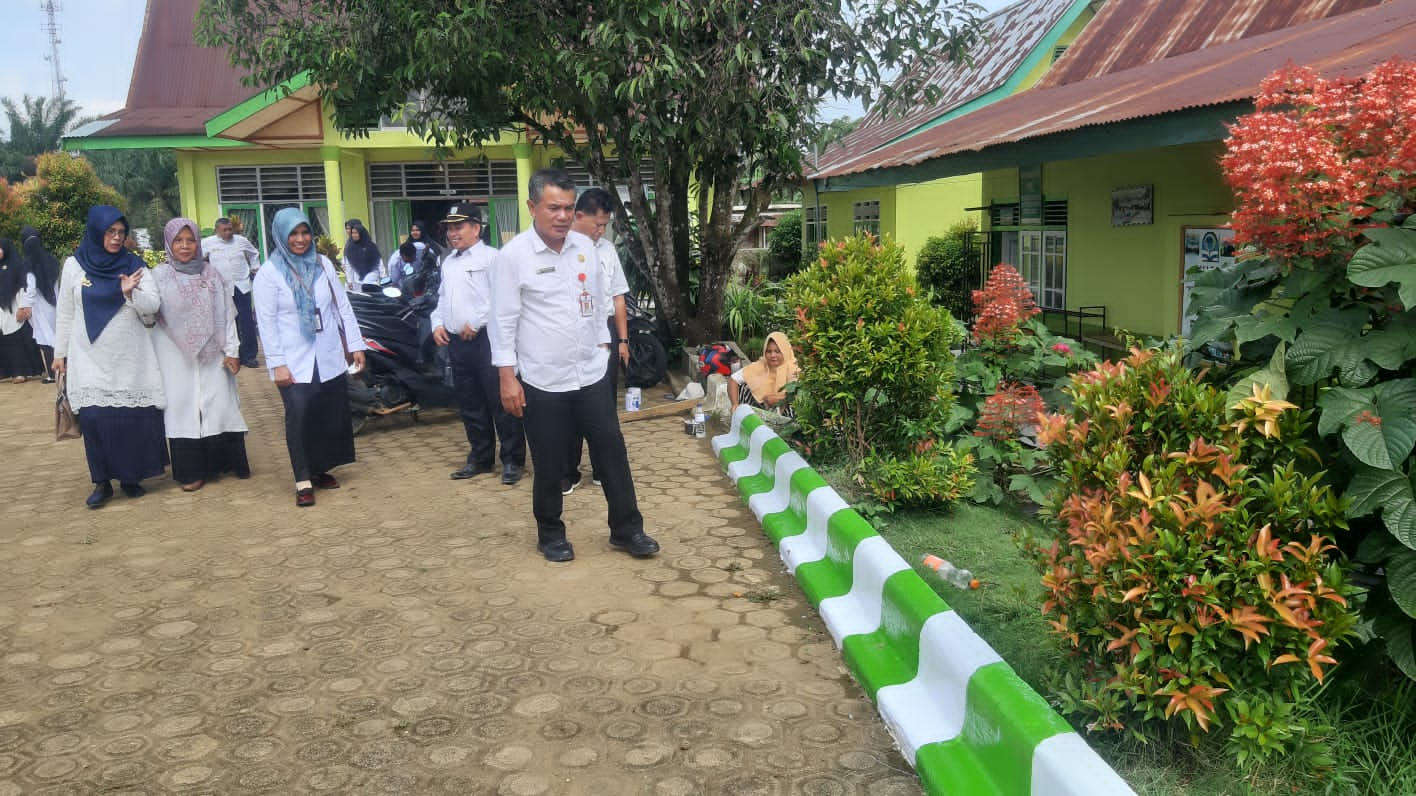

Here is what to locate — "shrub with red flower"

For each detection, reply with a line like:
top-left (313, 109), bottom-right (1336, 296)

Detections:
top-left (971, 263), bottom-right (1039, 345)
top-left (1221, 59), bottom-right (1416, 262)
top-left (974, 382), bottom-right (1043, 442)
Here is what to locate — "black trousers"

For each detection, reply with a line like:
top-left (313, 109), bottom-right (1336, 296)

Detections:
top-left (277, 365), bottom-right (356, 482)
top-left (566, 317), bottom-right (620, 480)
top-left (523, 373), bottom-right (643, 547)
top-left (233, 289), bottom-right (258, 363)
top-left (449, 332), bottom-right (525, 468)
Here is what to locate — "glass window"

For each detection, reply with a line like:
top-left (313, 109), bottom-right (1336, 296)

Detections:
top-left (852, 200), bottom-right (880, 236)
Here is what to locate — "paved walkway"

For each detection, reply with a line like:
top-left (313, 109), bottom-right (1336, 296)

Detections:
top-left (0, 371), bottom-right (920, 794)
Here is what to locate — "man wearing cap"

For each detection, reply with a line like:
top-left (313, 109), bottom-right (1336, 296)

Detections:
top-left (491, 168), bottom-right (659, 562)
top-left (432, 202), bottom-right (525, 485)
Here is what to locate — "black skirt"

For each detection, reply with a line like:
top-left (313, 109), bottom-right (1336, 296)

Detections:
top-left (169, 432), bottom-right (250, 484)
top-left (79, 406), bottom-right (169, 485)
top-left (278, 371), bottom-right (356, 481)
top-left (0, 324), bottom-right (43, 379)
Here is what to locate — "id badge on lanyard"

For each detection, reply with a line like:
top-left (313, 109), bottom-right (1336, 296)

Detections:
top-left (577, 271), bottom-right (594, 318)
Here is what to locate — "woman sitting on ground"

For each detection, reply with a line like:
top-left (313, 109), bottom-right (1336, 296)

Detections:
top-left (729, 331), bottom-right (799, 418)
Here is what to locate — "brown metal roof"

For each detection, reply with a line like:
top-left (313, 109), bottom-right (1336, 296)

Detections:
top-left (810, 0), bottom-right (1079, 178)
top-left (92, 0), bottom-right (254, 137)
top-left (821, 0), bottom-right (1416, 180)
top-left (1035, 0), bottom-right (1386, 88)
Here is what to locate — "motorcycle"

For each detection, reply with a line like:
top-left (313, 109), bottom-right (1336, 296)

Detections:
top-left (346, 256), bottom-right (454, 434)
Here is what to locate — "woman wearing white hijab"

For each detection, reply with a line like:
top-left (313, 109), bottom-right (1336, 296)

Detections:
top-left (151, 217), bottom-right (251, 491)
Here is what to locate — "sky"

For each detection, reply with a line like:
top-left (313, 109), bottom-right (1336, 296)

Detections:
top-left (2, 0), bottom-right (1015, 132)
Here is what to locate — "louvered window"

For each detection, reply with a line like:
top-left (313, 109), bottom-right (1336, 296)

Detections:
top-left (852, 200), bottom-right (880, 235)
top-left (989, 200), bottom-right (1067, 227)
top-left (367, 160), bottom-right (520, 199)
top-left (562, 159), bottom-right (657, 193)
top-left (216, 165), bottom-right (326, 203)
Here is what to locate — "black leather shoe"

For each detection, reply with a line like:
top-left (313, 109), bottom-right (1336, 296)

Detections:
top-left (609, 532), bottom-right (660, 558)
top-left (295, 488), bottom-right (315, 507)
top-left (502, 464), bottom-right (523, 485)
top-left (313, 472), bottom-right (340, 489)
top-left (538, 540), bottom-right (575, 562)
top-left (240, 359), bottom-right (260, 369)
top-left (120, 483), bottom-right (145, 499)
top-left (451, 463), bottom-right (494, 480)
top-left (86, 482), bottom-right (113, 509)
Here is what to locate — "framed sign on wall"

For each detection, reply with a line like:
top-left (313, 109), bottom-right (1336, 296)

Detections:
top-left (1111, 184), bottom-right (1154, 227)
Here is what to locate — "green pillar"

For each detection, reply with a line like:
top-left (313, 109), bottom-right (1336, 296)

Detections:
top-left (320, 145), bottom-right (346, 240)
top-left (176, 151), bottom-right (199, 223)
top-left (514, 141), bottom-right (534, 230)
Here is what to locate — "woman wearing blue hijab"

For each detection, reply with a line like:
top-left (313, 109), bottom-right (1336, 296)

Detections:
top-left (53, 206), bottom-right (169, 508)
top-left (253, 207), bottom-right (367, 506)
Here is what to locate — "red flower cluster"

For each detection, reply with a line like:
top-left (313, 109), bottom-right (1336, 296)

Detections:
top-left (975, 382), bottom-right (1044, 441)
top-left (1221, 59), bottom-right (1416, 261)
top-left (972, 263), bottom-right (1039, 345)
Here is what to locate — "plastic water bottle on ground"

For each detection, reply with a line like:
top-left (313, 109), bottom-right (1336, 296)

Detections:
top-left (921, 554), bottom-right (979, 590)
top-left (693, 402), bottom-right (706, 439)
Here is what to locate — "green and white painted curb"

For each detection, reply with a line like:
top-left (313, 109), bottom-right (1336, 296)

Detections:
top-left (712, 405), bottom-right (1135, 796)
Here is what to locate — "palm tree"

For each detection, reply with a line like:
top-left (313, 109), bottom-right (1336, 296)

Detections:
top-left (1, 95), bottom-right (81, 181)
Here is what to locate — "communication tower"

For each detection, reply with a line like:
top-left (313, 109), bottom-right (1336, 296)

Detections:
top-left (42, 0), bottom-right (67, 100)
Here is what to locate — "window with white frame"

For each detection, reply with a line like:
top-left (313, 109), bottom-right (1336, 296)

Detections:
top-left (852, 200), bottom-right (880, 235)
top-left (216, 165), bottom-right (326, 204)
top-left (992, 199), bottom-right (1067, 310)
top-left (803, 205), bottom-right (827, 249)
top-left (367, 160), bottom-right (518, 199)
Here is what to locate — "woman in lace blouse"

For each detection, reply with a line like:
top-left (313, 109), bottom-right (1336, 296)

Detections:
top-left (53, 206), bottom-right (169, 509)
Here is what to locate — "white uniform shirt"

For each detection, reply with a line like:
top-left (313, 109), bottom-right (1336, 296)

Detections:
top-left (0, 270), bottom-right (33, 335)
top-left (596, 237), bottom-right (630, 317)
top-left (252, 255), bottom-right (368, 384)
top-left (385, 242), bottom-right (426, 286)
top-left (490, 228), bottom-right (611, 393)
top-left (431, 240), bottom-right (496, 334)
top-left (203, 233), bottom-right (261, 294)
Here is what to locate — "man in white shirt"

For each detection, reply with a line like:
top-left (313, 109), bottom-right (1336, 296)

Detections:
top-left (562, 187), bottom-right (631, 493)
top-left (432, 204), bottom-right (525, 485)
top-left (204, 217), bottom-right (261, 367)
top-left (491, 168), bottom-right (659, 563)
top-left (385, 240), bottom-right (427, 290)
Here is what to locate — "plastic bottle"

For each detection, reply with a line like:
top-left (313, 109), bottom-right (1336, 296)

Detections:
top-left (693, 402), bottom-right (706, 439)
top-left (921, 554), bottom-right (979, 590)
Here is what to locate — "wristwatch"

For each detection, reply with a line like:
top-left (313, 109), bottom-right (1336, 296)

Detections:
top-left (617, 338), bottom-right (630, 344)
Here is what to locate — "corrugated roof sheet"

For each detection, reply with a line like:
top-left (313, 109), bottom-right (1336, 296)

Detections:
top-left (809, 0), bottom-right (1078, 178)
top-left (91, 0), bottom-right (254, 137)
top-left (1036, 0), bottom-right (1385, 88)
top-left (823, 0), bottom-right (1416, 180)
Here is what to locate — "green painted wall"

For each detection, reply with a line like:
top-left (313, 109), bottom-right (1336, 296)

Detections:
top-left (186, 147), bottom-right (328, 229)
top-left (804, 174), bottom-right (980, 266)
top-left (895, 174), bottom-right (983, 261)
top-left (982, 142), bottom-right (1233, 338)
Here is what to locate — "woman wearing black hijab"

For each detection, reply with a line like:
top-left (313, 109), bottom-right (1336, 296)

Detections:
top-left (0, 239), bottom-right (42, 383)
top-left (20, 225), bottom-right (60, 381)
top-left (409, 219), bottom-right (444, 262)
top-left (53, 206), bottom-right (168, 508)
top-left (341, 218), bottom-right (383, 293)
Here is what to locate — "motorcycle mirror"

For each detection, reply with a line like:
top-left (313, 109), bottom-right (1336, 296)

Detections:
top-left (381, 286), bottom-right (403, 299)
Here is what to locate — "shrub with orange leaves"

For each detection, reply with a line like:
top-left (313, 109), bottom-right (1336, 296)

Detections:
top-left (1026, 345), bottom-right (1356, 765)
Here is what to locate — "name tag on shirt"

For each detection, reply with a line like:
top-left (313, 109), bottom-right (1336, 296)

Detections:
top-left (535, 266), bottom-right (555, 275)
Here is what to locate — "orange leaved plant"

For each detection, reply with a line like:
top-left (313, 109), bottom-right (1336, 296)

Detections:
top-left (1027, 346), bottom-right (1356, 765)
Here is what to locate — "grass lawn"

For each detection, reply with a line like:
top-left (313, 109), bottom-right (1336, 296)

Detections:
top-left (814, 469), bottom-right (1416, 796)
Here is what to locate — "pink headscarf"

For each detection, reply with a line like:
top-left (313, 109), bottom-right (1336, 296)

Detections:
top-left (153, 218), bottom-right (227, 362)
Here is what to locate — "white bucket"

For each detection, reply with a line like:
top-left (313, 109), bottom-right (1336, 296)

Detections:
top-left (624, 387), bottom-right (642, 412)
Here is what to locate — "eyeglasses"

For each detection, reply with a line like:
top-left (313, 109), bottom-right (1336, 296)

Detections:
top-left (103, 229), bottom-right (126, 240)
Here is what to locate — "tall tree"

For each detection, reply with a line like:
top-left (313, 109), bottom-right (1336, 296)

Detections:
top-left (1, 95), bottom-right (81, 182)
top-left (198, 0), bottom-right (983, 342)
top-left (86, 150), bottom-right (182, 233)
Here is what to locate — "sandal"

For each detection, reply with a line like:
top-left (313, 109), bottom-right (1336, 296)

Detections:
top-left (180, 480), bottom-right (205, 492)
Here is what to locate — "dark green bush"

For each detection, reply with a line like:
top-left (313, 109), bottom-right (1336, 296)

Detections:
top-left (916, 218), bottom-right (976, 322)
top-left (767, 210), bottom-right (803, 280)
